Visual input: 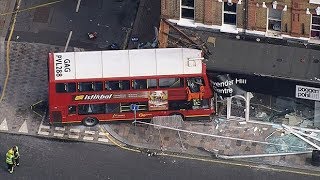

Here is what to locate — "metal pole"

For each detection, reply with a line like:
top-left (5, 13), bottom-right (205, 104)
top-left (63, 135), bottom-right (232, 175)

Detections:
top-left (134, 109), bottom-right (137, 125)
top-left (245, 92), bottom-right (250, 122)
top-left (226, 97), bottom-right (231, 119)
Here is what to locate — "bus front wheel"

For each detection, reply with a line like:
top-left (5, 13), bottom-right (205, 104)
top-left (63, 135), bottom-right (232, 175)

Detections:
top-left (82, 117), bottom-right (99, 126)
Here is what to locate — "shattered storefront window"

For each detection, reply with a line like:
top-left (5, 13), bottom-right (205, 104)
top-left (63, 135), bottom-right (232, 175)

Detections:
top-left (249, 93), bottom-right (318, 128)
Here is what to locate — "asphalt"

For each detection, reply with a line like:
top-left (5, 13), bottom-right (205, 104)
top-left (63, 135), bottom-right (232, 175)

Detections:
top-left (0, 133), bottom-right (318, 180)
top-left (7, 0), bottom-right (139, 50)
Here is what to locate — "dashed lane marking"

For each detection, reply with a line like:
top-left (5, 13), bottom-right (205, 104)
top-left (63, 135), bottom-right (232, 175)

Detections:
top-left (55, 127), bottom-right (65, 131)
top-left (70, 128), bottom-right (80, 133)
top-left (53, 133), bottom-right (64, 137)
top-left (18, 120), bottom-right (28, 133)
top-left (68, 134), bottom-right (79, 139)
top-left (83, 136), bottom-right (94, 141)
top-left (0, 118), bottom-right (8, 131)
top-left (84, 130), bottom-right (95, 135)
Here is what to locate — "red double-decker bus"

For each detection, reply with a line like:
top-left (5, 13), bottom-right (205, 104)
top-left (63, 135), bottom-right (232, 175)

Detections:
top-left (48, 48), bottom-right (214, 126)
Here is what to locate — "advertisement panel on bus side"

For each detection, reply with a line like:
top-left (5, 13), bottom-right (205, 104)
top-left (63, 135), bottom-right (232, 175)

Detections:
top-left (148, 90), bottom-right (168, 111)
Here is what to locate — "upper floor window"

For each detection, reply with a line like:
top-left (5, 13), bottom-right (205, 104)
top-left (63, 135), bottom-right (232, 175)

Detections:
top-left (268, 8), bottom-right (282, 32)
top-left (311, 15), bottom-right (320, 39)
top-left (181, 0), bottom-right (194, 20)
top-left (223, 2), bottom-right (237, 25)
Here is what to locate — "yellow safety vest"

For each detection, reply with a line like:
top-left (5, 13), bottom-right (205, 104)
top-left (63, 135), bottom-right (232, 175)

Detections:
top-left (6, 150), bottom-right (14, 164)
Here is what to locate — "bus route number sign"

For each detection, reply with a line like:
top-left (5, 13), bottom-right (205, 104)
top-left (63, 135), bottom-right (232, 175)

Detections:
top-left (130, 104), bottom-right (139, 111)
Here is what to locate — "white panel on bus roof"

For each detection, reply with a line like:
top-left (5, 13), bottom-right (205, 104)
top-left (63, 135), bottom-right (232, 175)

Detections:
top-left (53, 52), bottom-right (75, 80)
top-left (156, 48), bottom-right (184, 75)
top-left (75, 51), bottom-right (102, 79)
top-left (129, 49), bottom-right (157, 76)
top-left (182, 48), bottom-right (202, 74)
top-left (102, 50), bottom-right (129, 77)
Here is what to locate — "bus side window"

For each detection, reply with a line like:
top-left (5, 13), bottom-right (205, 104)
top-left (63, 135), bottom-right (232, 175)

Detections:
top-left (67, 83), bottom-right (76, 92)
top-left (106, 80), bottom-right (130, 90)
top-left (159, 78), bottom-right (184, 88)
top-left (56, 83), bottom-right (66, 93)
top-left (93, 82), bottom-right (103, 91)
top-left (147, 79), bottom-right (157, 89)
top-left (68, 105), bottom-right (76, 114)
top-left (186, 77), bottom-right (204, 93)
top-left (56, 83), bottom-right (76, 93)
top-left (133, 79), bottom-right (147, 89)
top-left (79, 82), bottom-right (94, 92)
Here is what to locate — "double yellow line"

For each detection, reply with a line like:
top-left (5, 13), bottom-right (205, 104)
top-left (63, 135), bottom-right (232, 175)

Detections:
top-left (0, 0), bottom-right (63, 16)
top-left (0, 0), bottom-right (62, 103)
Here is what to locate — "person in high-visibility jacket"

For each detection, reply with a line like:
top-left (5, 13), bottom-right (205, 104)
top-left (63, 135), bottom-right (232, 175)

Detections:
top-left (6, 149), bottom-right (15, 173)
top-left (13, 146), bottom-right (20, 166)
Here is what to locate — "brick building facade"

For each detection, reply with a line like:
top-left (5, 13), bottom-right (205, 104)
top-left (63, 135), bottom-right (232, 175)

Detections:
top-left (161, 0), bottom-right (320, 43)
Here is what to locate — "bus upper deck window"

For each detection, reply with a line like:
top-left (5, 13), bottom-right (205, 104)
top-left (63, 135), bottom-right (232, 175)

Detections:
top-left (187, 77), bottom-right (204, 93)
top-left (133, 80), bottom-right (147, 89)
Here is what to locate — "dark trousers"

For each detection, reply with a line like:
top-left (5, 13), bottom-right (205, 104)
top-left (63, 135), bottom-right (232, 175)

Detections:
top-left (7, 163), bottom-right (13, 171)
top-left (14, 157), bottom-right (19, 165)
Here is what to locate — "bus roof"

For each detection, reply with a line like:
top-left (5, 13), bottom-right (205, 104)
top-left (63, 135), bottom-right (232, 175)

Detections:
top-left (51, 48), bottom-right (203, 81)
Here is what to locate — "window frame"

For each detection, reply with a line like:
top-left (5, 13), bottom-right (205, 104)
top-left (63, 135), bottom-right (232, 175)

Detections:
top-left (180, 0), bottom-right (195, 20)
top-left (56, 82), bottom-right (76, 93)
top-left (267, 8), bottom-right (282, 32)
top-left (311, 15), bottom-right (320, 39)
top-left (223, 2), bottom-right (237, 25)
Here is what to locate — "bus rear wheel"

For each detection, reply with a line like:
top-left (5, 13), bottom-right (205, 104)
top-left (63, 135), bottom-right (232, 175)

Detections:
top-left (82, 117), bottom-right (99, 126)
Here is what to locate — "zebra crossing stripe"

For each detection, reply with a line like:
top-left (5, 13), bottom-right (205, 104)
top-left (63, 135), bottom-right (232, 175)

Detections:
top-left (83, 136), bottom-right (94, 141)
top-left (0, 118), bottom-right (8, 131)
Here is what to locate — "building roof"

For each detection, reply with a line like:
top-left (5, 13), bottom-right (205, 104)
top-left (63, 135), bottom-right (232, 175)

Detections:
top-left (52, 48), bottom-right (203, 81)
top-left (164, 25), bottom-right (320, 84)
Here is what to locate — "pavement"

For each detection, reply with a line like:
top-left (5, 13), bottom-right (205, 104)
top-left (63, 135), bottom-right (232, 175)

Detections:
top-left (0, 0), bottom-right (320, 175)
top-left (102, 118), bottom-right (320, 173)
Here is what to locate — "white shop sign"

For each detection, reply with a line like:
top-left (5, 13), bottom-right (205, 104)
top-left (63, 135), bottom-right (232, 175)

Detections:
top-left (295, 85), bottom-right (320, 101)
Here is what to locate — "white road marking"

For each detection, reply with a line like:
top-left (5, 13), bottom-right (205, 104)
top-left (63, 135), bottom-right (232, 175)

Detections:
top-left (64, 30), bottom-right (73, 52)
top-left (38, 131), bottom-right (49, 136)
top-left (83, 136), bottom-right (94, 141)
top-left (70, 128), bottom-right (80, 133)
top-left (69, 134), bottom-right (79, 139)
top-left (40, 124), bottom-right (50, 129)
top-left (85, 130), bottom-right (95, 135)
top-left (55, 127), bottom-right (65, 131)
top-left (98, 138), bottom-right (109, 143)
top-left (0, 118), bottom-right (8, 131)
top-left (18, 120), bottom-right (28, 133)
top-left (76, 0), bottom-right (82, 12)
top-left (53, 133), bottom-right (64, 137)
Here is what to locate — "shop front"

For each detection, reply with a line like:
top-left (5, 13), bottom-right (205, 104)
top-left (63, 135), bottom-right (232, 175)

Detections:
top-left (208, 72), bottom-right (320, 128)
